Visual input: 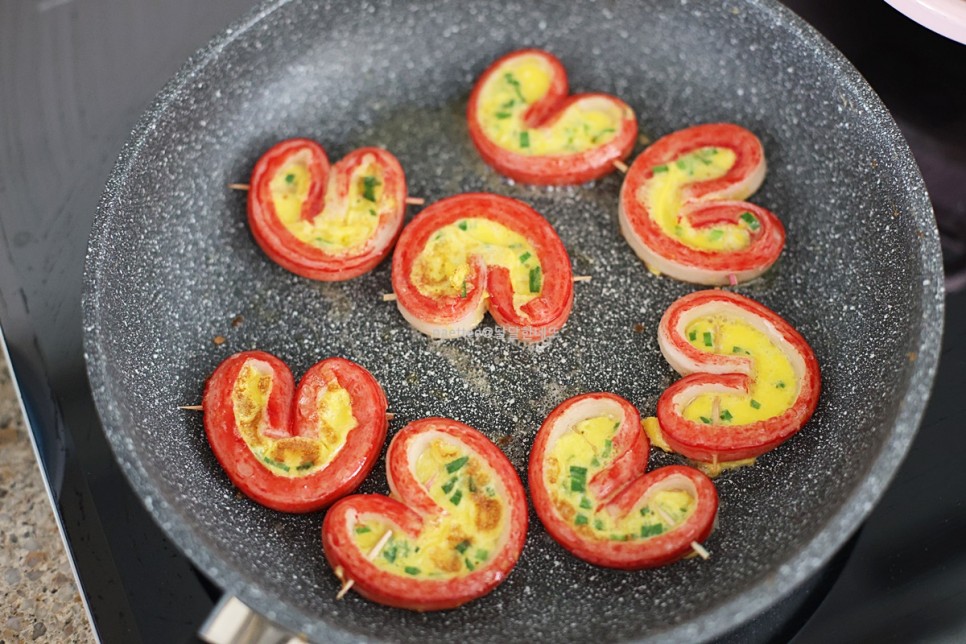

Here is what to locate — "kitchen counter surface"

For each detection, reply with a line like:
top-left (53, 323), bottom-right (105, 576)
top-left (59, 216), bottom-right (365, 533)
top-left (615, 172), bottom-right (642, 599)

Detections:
top-left (0, 354), bottom-right (92, 643)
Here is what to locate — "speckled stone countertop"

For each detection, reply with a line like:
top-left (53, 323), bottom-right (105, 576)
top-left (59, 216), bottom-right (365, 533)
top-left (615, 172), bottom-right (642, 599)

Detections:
top-left (0, 355), bottom-right (94, 643)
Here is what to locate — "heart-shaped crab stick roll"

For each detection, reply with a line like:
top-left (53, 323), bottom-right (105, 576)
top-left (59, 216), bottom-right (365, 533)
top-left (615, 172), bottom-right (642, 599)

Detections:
top-left (390, 193), bottom-right (574, 342)
top-left (529, 393), bottom-right (718, 569)
top-left (619, 124), bottom-right (785, 285)
top-left (322, 418), bottom-right (528, 610)
top-left (654, 290), bottom-right (821, 464)
top-left (202, 351), bottom-right (389, 512)
top-left (248, 139), bottom-right (407, 281)
top-left (468, 49), bottom-right (637, 184)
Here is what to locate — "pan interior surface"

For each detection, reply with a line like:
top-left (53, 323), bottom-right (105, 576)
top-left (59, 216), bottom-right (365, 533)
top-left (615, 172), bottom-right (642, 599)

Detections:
top-left (83, 0), bottom-right (942, 641)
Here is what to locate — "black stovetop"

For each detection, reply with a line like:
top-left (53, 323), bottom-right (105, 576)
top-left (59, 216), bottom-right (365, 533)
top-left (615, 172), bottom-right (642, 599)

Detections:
top-left (1, 1), bottom-right (963, 642)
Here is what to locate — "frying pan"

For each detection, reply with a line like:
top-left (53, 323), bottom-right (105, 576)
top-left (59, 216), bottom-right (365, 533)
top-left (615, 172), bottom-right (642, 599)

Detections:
top-left (82, 0), bottom-right (944, 641)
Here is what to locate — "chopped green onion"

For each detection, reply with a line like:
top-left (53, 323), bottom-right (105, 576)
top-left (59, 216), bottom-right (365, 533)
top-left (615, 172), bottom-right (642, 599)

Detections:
top-left (776, 381), bottom-right (786, 389)
top-left (476, 549), bottom-right (488, 561)
top-left (404, 566), bottom-right (420, 576)
top-left (354, 525), bottom-right (371, 534)
top-left (467, 477), bottom-right (477, 493)
top-left (579, 497), bottom-right (592, 510)
top-left (720, 409), bottom-right (733, 421)
top-left (361, 176), bottom-right (381, 202)
top-left (520, 131), bottom-right (530, 148)
top-left (594, 519), bottom-right (604, 530)
top-left (464, 558), bottom-right (475, 571)
top-left (450, 490), bottom-right (463, 506)
top-left (519, 251), bottom-right (532, 264)
top-left (296, 461), bottom-right (315, 470)
top-left (569, 466), bottom-right (587, 493)
top-left (703, 331), bottom-right (713, 347)
top-left (457, 220), bottom-right (468, 231)
top-left (261, 456), bottom-right (290, 472)
top-left (591, 128), bottom-right (615, 143)
top-left (601, 438), bottom-right (613, 459)
top-left (446, 456), bottom-right (469, 473)
top-left (653, 165), bottom-right (668, 173)
top-left (575, 514), bottom-right (589, 526)
top-left (285, 173), bottom-right (295, 184)
top-left (700, 416), bottom-right (712, 424)
top-left (441, 477), bottom-right (457, 494)
top-left (739, 211), bottom-right (761, 231)
top-left (689, 330), bottom-right (697, 342)
top-left (455, 540), bottom-right (471, 554)
top-left (500, 98), bottom-right (516, 109)
top-left (529, 266), bottom-right (542, 293)
top-left (732, 346), bottom-right (744, 354)
top-left (640, 507), bottom-right (651, 516)
top-left (383, 545), bottom-right (397, 563)
top-left (495, 111), bottom-right (511, 119)
top-left (368, 208), bottom-right (377, 217)
top-left (676, 159), bottom-right (687, 170)
top-left (750, 399), bottom-right (761, 409)
top-left (708, 229), bottom-right (724, 242)
top-left (461, 280), bottom-right (468, 299)
top-left (641, 524), bottom-right (664, 538)
top-left (504, 72), bottom-right (526, 102)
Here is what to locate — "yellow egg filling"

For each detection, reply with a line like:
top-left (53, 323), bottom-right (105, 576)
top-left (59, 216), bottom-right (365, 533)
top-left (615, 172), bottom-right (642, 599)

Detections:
top-left (645, 147), bottom-right (760, 252)
top-left (231, 360), bottom-right (357, 476)
top-left (269, 151), bottom-right (391, 254)
top-left (680, 315), bottom-right (798, 425)
top-left (477, 55), bottom-right (623, 155)
top-left (410, 217), bottom-right (542, 311)
top-left (351, 439), bottom-right (506, 579)
top-left (545, 415), bottom-right (696, 540)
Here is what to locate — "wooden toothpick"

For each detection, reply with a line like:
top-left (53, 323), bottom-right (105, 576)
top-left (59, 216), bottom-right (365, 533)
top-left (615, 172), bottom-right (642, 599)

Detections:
top-left (179, 403), bottom-right (393, 422)
top-left (381, 275), bottom-right (589, 302)
top-left (612, 159), bottom-right (629, 174)
top-left (337, 528), bottom-right (393, 599)
top-left (690, 541), bottom-right (710, 560)
top-left (727, 273), bottom-right (738, 286)
top-left (229, 182), bottom-right (424, 204)
top-left (653, 504), bottom-right (676, 526)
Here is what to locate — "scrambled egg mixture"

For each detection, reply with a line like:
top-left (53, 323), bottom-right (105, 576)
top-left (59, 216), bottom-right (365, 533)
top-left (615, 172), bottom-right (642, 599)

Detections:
top-left (352, 439), bottom-right (505, 579)
top-left (410, 217), bottom-right (543, 312)
top-left (477, 54), bottom-right (624, 155)
top-left (680, 314), bottom-right (798, 425)
top-left (269, 151), bottom-right (392, 254)
top-left (645, 146), bottom-right (761, 252)
top-left (231, 359), bottom-right (357, 476)
top-left (545, 416), bottom-right (696, 540)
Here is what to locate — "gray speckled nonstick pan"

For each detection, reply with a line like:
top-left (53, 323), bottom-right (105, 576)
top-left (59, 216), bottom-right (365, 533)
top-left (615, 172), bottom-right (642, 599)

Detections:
top-left (82, 0), bottom-right (943, 641)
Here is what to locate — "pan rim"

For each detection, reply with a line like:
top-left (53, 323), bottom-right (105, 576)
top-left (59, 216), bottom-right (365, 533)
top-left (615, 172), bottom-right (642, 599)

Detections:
top-left (81, 0), bottom-right (945, 641)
